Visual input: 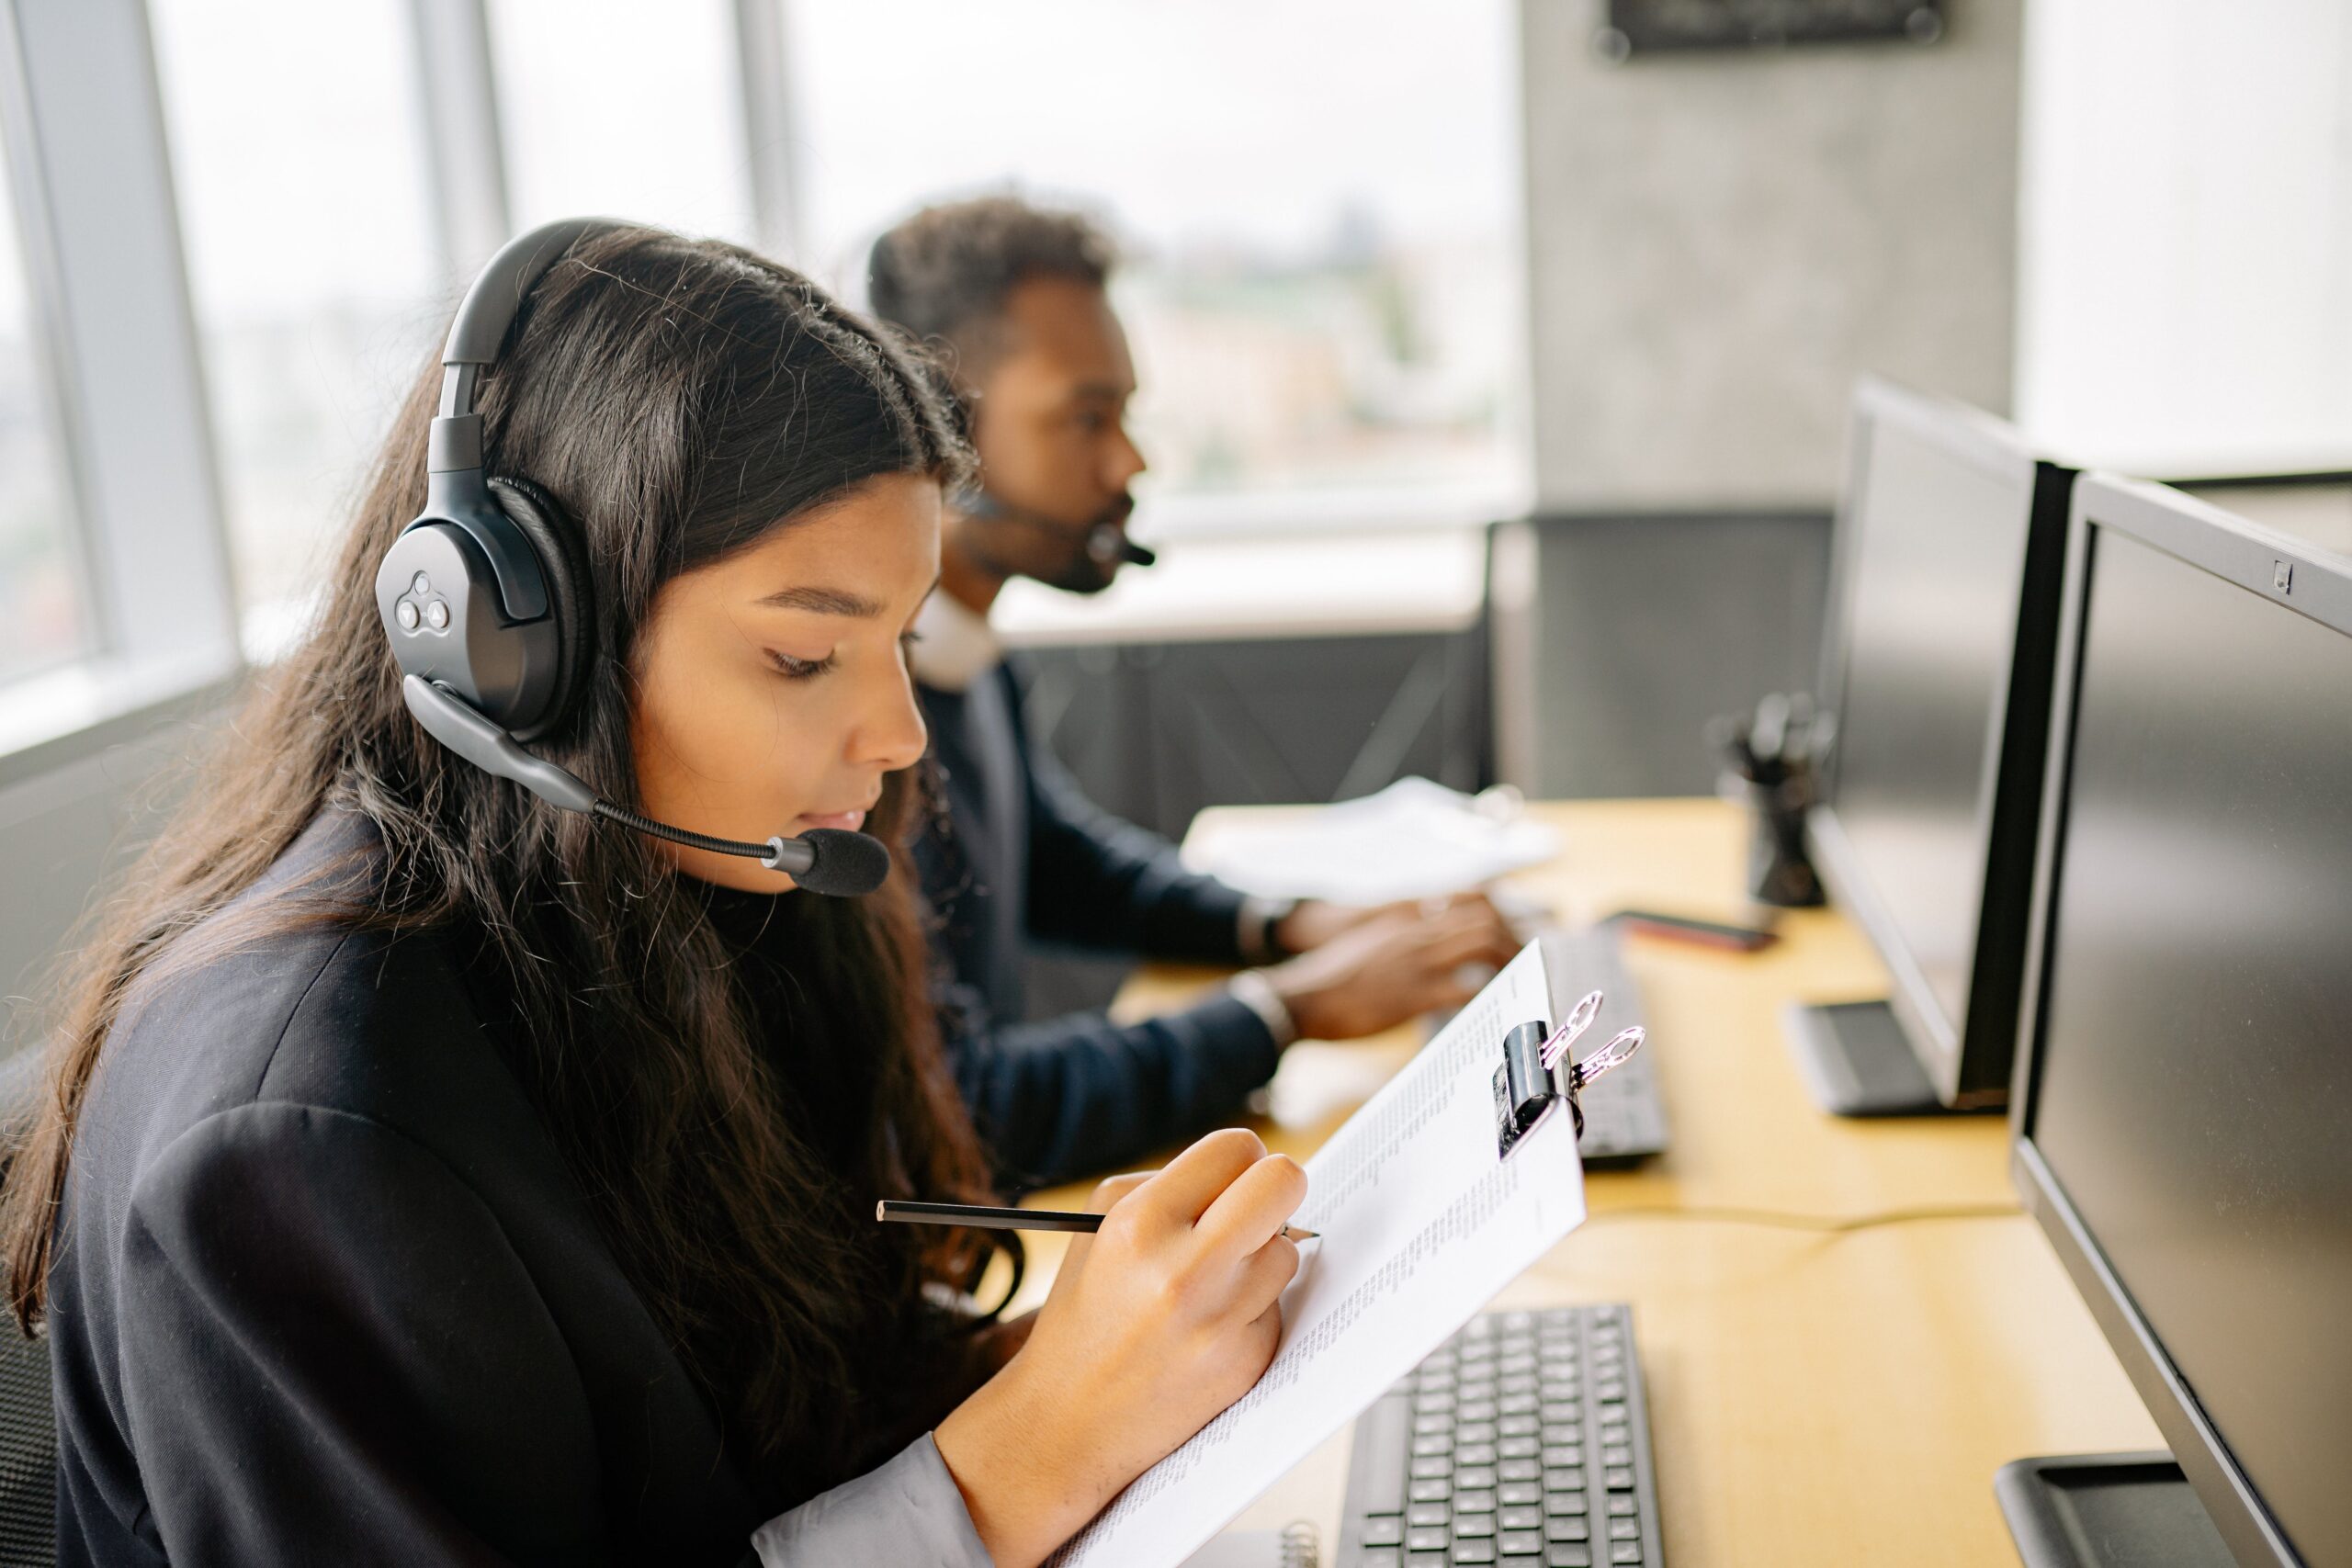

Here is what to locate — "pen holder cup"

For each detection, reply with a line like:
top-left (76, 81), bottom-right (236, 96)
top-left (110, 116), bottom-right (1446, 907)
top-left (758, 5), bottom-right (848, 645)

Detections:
top-left (1741, 769), bottom-right (1823, 908)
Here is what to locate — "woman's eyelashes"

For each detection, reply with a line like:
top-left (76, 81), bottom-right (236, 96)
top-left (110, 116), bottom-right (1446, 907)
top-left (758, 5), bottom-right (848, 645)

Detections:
top-left (764, 648), bottom-right (839, 682)
top-left (766, 632), bottom-right (921, 682)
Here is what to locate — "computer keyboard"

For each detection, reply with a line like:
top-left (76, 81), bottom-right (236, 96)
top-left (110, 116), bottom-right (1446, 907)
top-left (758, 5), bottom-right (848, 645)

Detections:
top-left (1541, 928), bottom-right (1668, 1168)
top-left (1335, 1304), bottom-right (1663, 1567)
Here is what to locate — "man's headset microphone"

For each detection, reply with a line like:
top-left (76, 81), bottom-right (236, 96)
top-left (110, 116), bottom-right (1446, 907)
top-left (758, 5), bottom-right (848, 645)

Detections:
top-left (953, 486), bottom-right (1158, 592)
top-left (375, 218), bottom-right (889, 897)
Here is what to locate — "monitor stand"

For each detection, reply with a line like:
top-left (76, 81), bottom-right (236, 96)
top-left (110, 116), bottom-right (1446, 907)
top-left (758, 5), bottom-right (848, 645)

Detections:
top-left (1996, 1453), bottom-right (2237, 1568)
top-left (1781, 998), bottom-right (1956, 1116)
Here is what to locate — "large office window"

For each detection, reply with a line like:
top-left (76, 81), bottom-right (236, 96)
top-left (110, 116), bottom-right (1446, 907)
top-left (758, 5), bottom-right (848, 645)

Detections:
top-left (150, 0), bottom-right (447, 622)
top-left (492, 0), bottom-right (756, 243)
top-left (782, 0), bottom-right (1527, 520)
top-left (0, 140), bottom-right (82, 686)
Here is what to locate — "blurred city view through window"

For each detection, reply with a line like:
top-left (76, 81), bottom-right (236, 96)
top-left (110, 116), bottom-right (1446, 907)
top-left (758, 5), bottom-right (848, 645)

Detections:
top-left (493, 0), bottom-right (757, 243)
top-left (0, 135), bottom-right (83, 685)
top-left (785, 0), bottom-right (1529, 525)
top-left (133, 0), bottom-right (1525, 650)
top-left (149, 0), bottom-right (448, 624)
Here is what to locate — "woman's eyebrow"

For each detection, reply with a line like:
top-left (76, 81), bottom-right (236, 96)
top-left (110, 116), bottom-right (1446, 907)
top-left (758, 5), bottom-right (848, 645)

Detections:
top-left (754, 585), bottom-right (884, 617)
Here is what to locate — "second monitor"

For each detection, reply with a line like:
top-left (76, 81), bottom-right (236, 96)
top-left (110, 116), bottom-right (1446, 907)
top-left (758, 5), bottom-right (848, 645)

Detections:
top-left (1791, 379), bottom-right (2075, 1115)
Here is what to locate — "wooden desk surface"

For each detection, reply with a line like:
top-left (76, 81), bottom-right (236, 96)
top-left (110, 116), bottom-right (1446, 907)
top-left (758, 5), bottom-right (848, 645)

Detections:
top-left (1021, 798), bottom-right (2160, 1566)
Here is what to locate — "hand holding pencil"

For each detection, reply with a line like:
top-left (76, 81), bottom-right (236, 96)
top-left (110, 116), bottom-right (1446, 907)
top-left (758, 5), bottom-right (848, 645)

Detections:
top-left (932, 1128), bottom-right (1309, 1568)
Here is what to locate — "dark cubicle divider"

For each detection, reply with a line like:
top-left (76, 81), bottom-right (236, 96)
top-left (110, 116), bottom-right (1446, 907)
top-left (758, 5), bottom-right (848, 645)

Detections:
top-left (1010, 554), bottom-right (1495, 1020)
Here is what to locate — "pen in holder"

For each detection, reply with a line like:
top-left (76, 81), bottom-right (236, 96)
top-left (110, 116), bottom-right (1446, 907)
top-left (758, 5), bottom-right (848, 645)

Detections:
top-left (1495, 990), bottom-right (1646, 1160)
top-left (1711, 693), bottom-right (1832, 908)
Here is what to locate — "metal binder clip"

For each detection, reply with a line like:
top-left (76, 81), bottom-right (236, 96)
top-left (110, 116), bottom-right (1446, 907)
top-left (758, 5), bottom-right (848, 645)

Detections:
top-left (1494, 990), bottom-right (1649, 1160)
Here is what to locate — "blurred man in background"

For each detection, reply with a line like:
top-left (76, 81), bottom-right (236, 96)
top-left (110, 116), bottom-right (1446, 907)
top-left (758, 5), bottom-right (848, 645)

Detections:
top-left (867, 197), bottom-right (1517, 1188)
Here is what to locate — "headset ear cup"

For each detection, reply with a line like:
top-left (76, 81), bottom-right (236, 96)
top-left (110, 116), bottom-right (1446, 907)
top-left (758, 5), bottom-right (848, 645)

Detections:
top-left (487, 476), bottom-right (594, 742)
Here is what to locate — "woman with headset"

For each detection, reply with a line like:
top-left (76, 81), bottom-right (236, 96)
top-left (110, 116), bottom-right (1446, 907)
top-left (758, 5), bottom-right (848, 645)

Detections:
top-left (0, 224), bottom-right (1306, 1566)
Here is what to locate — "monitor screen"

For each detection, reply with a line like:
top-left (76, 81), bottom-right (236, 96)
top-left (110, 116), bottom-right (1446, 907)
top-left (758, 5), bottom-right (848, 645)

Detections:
top-left (2030, 525), bottom-right (2352, 1566)
top-left (1827, 415), bottom-right (2036, 1035)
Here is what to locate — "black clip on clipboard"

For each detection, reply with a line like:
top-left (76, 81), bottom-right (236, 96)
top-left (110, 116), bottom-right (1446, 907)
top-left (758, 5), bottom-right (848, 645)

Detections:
top-left (1494, 989), bottom-right (1647, 1160)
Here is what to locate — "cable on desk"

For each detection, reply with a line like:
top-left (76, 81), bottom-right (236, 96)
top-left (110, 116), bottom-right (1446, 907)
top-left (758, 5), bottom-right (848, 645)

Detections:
top-left (1582, 1201), bottom-right (2023, 1235)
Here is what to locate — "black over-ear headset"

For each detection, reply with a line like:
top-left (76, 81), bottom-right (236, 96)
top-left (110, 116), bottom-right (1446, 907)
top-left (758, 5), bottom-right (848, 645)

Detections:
top-left (373, 217), bottom-right (889, 897)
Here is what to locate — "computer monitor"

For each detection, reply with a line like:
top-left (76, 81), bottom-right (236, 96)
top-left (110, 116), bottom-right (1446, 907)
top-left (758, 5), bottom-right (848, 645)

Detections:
top-left (2172, 471), bottom-right (2352, 558)
top-left (1792, 378), bottom-right (2075, 1114)
top-left (2002, 475), bottom-right (2352, 1568)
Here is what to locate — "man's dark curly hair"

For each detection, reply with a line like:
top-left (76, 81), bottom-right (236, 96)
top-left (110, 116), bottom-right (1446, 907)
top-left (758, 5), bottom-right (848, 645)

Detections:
top-left (866, 196), bottom-right (1117, 387)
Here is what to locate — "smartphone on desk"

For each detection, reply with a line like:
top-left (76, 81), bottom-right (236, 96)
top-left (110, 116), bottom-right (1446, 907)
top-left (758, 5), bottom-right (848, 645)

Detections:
top-left (1608, 908), bottom-right (1778, 953)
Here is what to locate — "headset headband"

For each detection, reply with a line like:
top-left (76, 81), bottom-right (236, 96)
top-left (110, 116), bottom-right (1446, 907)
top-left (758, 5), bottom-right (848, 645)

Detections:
top-left (428, 218), bottom-right (606, 480)
top-left (413, 219), bottom-right (609, 622)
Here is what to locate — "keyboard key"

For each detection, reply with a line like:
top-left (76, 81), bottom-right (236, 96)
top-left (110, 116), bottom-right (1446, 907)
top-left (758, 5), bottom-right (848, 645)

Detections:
top-left (1499, 1506), bottom-right (1544, 1530)
top-left (1604, 1468), bottom-right (1634, 1492)
top-left (1458, 1421), bottom-right (1498, 1445)
top-left (1499, 1415), bottom-right (1540, 1438)
top-left (1460, 1401), bottom-right (1499, 1423)
top-left (1541, 1380), bottom-right (1581, 1402)
top-left (1541, 1424), bottom-right (1578, 1446)
top-left (1499, 1530), bottom-right (1545, 1556)
top-left (1408, 1526), bottom-right (1449, 1551)
top-left (1500, 1393), bottom-right (1541, 1416)
top-left (1454, 1514), bottom-right (1496, 1539)
top-left (1605, 1496), bottom-right (1635, 1517)
top-left (1608, 1518), bottom-right (1639, 1540)
top-left (1452, 1540), bottom-right (1497, 1564)
top-left (1410, 1456), bottom-right (1450, 1479)
top-left (1545, 1517), bottom-right (1590, 1542)
top-left (1600, 1447), bottom-right (1631, 1469)
top-left (1541, 1402), bottom-right (1580, 1424)
top-left (1410, 1479), bottom-right (1453, 1503)
top-left (1460, 1379), bottom-right (1498, 1402)
top-left (1366, 1517), bottom-right (1406, 1546)
top-left (1498, 1458), bottom-right (1541, 1482)
top-left (1362, 1551), bottom-right (1401, 1568)
top-left (1542, 1447), bottom-right (1582, 1469)
top-left (1413, 1435), bottom-right (1454, 1457)
top-left (1545, 1488), bottom-right (1589, 1516)
top-left (1420, 1393), bottom-right (1458, 1414)
top-left (1410, 1503), bottom-right (1450, 1528)
top-left (1545, 1548), bottom-right (1592, 1568)
top-left (1608, 1544), bottom-right (1642, 1564)
top-left (1410, 1556), bottom-right (1449, 1568)
top-left (1498, 1483), bottom-right (1543, 1506)
top-left (1457, 1469), bottom-right (1498, 1493)
top-left (1415, 1413), bottom-right (1453, 1434)
top-left (1500, 1373), bottom-right (1537, 1395)
top-left (1455, 1488), bottom-right (1498, 1514)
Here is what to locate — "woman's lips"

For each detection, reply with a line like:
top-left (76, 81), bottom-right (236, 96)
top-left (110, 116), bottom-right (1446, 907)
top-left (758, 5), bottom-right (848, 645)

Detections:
top-left (795, 809), bottom-right (867, 833)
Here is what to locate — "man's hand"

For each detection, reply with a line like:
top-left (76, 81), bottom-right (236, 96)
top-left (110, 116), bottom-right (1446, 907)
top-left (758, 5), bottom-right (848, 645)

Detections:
top-left (1259, 899), bottom-right (1522, 1042)
top-left (1273, 891), bottom-right (1511, 955)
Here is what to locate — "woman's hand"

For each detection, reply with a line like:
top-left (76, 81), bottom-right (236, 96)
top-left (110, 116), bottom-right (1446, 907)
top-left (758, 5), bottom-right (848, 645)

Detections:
top-left (933, 1129), bottom-right (1307, 1568)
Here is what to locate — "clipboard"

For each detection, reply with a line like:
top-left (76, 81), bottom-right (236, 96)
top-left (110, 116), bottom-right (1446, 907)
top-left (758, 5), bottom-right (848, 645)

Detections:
top-left (1493, 988), bottom-right (1648, 1159)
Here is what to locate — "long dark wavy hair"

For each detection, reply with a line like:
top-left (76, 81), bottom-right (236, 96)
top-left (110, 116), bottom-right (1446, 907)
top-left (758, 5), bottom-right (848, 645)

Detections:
top-left (0, 224), bottom-right (1000, 1500)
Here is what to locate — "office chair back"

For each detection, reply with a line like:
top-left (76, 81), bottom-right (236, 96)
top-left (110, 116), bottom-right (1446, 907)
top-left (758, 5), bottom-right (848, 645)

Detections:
top-left (0, 1047), bottom-right (54, 1566)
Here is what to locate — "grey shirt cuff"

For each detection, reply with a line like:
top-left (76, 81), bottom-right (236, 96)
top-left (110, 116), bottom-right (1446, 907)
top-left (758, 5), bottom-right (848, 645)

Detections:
top-left (749, 1432), bottom-right (991, 1567)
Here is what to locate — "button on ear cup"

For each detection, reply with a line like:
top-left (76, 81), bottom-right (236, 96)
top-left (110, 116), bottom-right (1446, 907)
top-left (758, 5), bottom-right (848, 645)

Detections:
top-left (487, 476), bottom-right (594, 742)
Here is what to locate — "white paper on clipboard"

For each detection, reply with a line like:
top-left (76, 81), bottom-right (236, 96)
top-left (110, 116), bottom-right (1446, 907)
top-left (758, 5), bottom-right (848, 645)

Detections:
top-left (1049, 940), bottom-right (1588, 1568)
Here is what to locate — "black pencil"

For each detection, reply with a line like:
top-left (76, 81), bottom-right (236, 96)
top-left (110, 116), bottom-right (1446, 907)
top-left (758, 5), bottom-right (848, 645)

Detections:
top-left (876, 1199), bottom-right (1318, 1243)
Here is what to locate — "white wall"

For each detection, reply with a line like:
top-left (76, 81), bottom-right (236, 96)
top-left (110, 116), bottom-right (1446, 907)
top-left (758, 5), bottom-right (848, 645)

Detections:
top-left (2016, 1), bottom-right (2352, 475)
